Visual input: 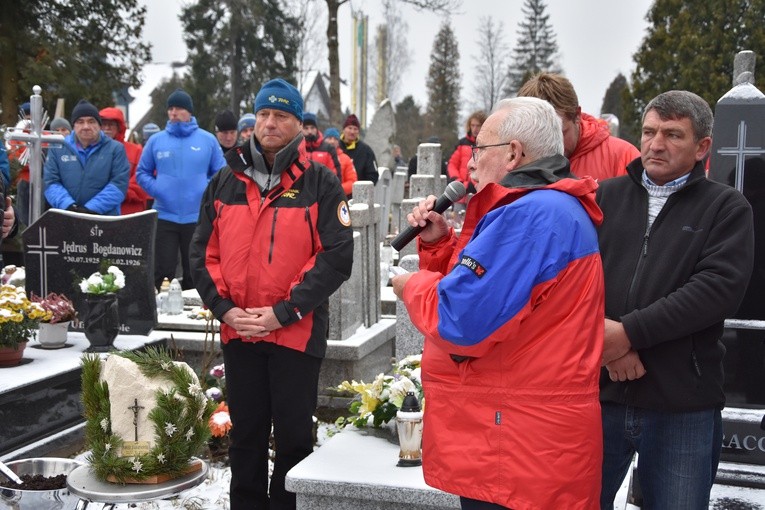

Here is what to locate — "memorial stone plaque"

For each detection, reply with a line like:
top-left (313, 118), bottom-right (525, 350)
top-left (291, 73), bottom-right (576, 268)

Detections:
top-left (22, 209), bottom-right (158, 335)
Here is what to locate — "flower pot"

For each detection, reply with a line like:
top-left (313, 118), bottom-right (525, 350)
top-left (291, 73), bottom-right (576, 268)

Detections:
top-left (36, 321), bottom-right (70, 349)
top-left (83, 294), bottom-right (119, 352)
top-left (0, 342), bottom-right (27, 367)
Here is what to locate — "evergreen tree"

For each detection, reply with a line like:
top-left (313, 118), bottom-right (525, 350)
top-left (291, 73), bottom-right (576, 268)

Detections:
top-left (504, 0), bottom-right (561, 95)
top-left (623, 0), bottom-right (765, 141)
top-left (394, 95), bottom-right (427, 161)
top-left (0, 0), bottom-right (151, 126)
top-left (181, 0), bottom-right (300, 130)
top-left (600, 73), bottom-right (637, 143)
top-left (426, 21), bottom-right (461, 153)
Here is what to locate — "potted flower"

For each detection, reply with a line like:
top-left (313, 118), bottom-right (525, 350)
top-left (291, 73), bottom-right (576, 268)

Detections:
top-left (78, 264), bottom-right (125, 352)
top-left (31, 292), bottom-right (77, 349)
top-left (0, 284), bottom-right (49, 366)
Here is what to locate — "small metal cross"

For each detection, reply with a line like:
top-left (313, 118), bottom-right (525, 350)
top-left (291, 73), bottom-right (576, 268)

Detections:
top-left (128, 398), bottom-right (145, 441)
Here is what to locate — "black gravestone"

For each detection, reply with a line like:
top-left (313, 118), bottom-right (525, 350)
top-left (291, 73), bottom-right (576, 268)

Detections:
top-left (22, 209), bottom-right (158, 335)
top-left (709, 78), bottom-right (765, 412)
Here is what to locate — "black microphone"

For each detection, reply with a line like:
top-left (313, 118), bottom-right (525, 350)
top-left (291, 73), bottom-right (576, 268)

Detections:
top-left (391, 181), bottom-right (467, 251)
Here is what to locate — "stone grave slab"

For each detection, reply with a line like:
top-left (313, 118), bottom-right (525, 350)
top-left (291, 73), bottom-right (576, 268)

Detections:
top-left (22, 209), bottom-right (158, 336)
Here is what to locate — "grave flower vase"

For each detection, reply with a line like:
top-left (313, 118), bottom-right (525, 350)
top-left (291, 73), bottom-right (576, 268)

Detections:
top-left (0, 342), bottom-right (28, 367)
top-left (37, 321), bottom-right (71, 349)
top-left (84, 294), bottom-right (119, 352)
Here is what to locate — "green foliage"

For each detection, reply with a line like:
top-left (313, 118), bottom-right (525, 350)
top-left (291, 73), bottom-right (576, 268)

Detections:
top-left (426, 21), bottom-right (461, 153)
top-left (505, 0), bottom-right (562, 95)
top-left (622, 0), bottom-right (765, 142)
top-left (0, 0), bottom-right (151, 126)
top-left (600, 73), bottom-right (639, 144)
top-left (394, 96), bottom-right (427, 161)
top-left (82, 348), bottom-right (215, 483)
top-left (180, 0), bottom-right (300, 131)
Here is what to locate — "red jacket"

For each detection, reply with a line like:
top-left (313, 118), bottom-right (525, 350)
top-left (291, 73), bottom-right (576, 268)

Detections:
top-left (305, 132), bottom-right (357, 196)
top-left (403, 156), bottom-right (604, 509)
top-left (447, 134), bottom-right (476, 195)
top-left (99, 107), bottom-right (149, 214)
top-left (570, 113), bottom-right (639, 182)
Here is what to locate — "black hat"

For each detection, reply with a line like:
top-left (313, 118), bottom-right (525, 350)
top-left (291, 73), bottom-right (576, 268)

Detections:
top-left (167, 89), bottom-right (194, 114)
top-left (215, 110), bottom-right (238, 132)
top-left (71, 99), bottom-right (101, 125)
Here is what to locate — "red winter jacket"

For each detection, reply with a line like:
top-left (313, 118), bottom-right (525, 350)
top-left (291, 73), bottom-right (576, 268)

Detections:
top-left (99, 107), bottom-right (149, 214)
top-left (447, 134), bottom-right (476, 195)
top-left (569, 113), bottom-right (639, 182)
top-left (403, 156), bottom-right (604, 509)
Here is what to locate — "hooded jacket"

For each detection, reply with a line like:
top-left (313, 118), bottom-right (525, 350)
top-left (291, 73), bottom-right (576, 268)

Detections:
top-left (304, 131), bottom-right (357, 195)
top-left (597, 158), bottom-right (754, 411)
top-left (99, 107), bottom-right (149, 214)
top-left (447, 133), bottom-right (477, 195)
top-left (189, 134), bottom-right (354, 358)
top-left (569, 113), bottom-right (639, 182)
top-left (44, 132), bottom-right (129, 215)
top-left (402, 155), bottom-right (604, 509)
top-left (136, 118), bottom-right (225, 224)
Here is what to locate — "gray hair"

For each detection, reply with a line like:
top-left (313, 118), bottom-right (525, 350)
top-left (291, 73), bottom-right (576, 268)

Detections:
top-left (493, 97), bottom-right (564, 160)
top-left (643, 90), bottom-right (713, 141)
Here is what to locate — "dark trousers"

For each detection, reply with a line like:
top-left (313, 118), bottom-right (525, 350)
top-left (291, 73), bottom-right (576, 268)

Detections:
top-left (154, 219), bottom-right (196, 290)
top-left (222, 339), bottom-right (322, 510)
top-left (460, 497), bottom-right (512, 510)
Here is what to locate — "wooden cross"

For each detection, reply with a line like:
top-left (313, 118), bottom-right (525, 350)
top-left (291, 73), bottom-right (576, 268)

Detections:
top-left (128, 398), bottom-right (145, 442)
top-left (3, 85), bottom-right (65, 225)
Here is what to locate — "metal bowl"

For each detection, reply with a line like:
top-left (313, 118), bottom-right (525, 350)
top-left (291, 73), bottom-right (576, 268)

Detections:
top-left (0, 457), bottom-right (83, 510)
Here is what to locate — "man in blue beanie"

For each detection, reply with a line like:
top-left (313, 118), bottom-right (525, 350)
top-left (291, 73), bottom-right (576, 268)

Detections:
top-left (137, 89), bottom-right (225, 291)
top-left (237, 113), bottom-right (256, 144)
top-left (141, 122), bottom-right (160, 145)
top-left (43, 99), bottom-right (129, 215)
top-left (190, 78), bottom-right (353, 510)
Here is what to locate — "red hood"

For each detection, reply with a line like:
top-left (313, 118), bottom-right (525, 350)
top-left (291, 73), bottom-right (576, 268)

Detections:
top-left (99, 107), bottom-right (127, 142)
top-left (573, 113), bottom-right (611, 157)
top-left (305, 131), bottom-right (324, 151)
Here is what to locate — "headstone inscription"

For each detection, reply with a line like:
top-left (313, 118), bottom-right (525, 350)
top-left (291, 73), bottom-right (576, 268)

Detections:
top-left (22, 209), bottom-right (158, 335)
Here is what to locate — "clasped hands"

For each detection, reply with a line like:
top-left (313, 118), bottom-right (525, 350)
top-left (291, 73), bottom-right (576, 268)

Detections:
top-left (222, 306), bottom-right (282, 339)
top-left (603, 318), bottom-right (646, 382)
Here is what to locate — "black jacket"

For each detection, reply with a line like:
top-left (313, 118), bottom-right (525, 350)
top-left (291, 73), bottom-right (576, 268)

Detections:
top-left (340, 138), bottom-right (377, 184)
top-left (597, 158), bottom-right (754, 411)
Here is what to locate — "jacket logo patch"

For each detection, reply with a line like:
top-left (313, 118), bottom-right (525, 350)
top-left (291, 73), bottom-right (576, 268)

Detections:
top-left (282, 189), bottom-right (299, 199)
top-left (338, 201), bottom-right (351, 227)
top-left (191, 146), bottom-right (201, 151)
top-left (682, 225), bottom-right (703, 233)
top-left (460, 255), bottom-right (486, 278)
top-left (157, 150), bottom-right (171, 160)
top-left (61, 155), bottom-right (77, 162)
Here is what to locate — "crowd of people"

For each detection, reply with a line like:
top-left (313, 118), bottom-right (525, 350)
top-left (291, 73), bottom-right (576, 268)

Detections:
top-left (1, 69), bottom-right (757, 510)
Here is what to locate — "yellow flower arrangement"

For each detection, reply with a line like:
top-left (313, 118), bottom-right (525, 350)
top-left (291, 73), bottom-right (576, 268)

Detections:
top-left (0, 284), bottom-right (51, 349)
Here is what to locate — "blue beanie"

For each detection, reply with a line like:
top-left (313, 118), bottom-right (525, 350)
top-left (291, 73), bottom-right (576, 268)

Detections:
top-left (142, 122), bottom-right (160, 139)
top-left (324, 127), bottom-right (340, 139)
top-left (71, 99), bottom-right (101, 125)
top-left (254, 79), bottom-right (303, 121)
top-left (303, 112), bottom-right (317, 126)
top-left (167, 89), bottom-right (194, 113)
top-left (20, 102), bottom-right (31, 115)
top-left (238, 113), bottom-right (256, 132)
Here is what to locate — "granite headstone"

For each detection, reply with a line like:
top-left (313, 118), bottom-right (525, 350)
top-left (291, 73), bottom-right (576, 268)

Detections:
top-left (22, 209), bottom-right (158, 335)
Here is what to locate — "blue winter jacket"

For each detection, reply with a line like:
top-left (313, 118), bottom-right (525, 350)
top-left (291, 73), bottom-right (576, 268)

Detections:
top-left (0, 145), bottom-right (10, 188)
top-left (44, 132), bottom-right (129, 215)
top-left (136, 118), bottom-right (225, 224)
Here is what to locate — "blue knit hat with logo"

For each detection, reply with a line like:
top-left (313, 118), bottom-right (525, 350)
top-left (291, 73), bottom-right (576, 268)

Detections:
top-left (254, 79), bottom-right (303, 121)
top-left (167, 89), bottom-right (194, 114)
top-left (238, 113), bottom-right (256, 132)
top-left (142, 122), bottom-right (160, 139)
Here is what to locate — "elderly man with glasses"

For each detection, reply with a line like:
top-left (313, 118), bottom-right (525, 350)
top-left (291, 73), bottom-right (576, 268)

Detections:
top-left (392, 97), bottom-right (605, 510)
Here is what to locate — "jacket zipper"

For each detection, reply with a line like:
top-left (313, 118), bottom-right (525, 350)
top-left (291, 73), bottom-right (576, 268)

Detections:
top-left (305, 207), bottom-right (315, 253)
top-left (269, 207), bottom-right (278, 263)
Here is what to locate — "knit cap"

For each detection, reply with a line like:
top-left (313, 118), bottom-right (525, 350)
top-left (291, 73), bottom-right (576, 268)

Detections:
top-left (50, 117), bottom-right (72, 132)
top-left (20, 103), bottom-right (31, 116)
top-left (303, 112), bottom-right (317, 127)
top-left (167, 89), bottom-right (194, 114)
top-left (343, 114), bottom-right (360, 129)
top-left (215, 110), bottom-right (238, 132)
top-left (142, 122), bottom-right (160, 139)
top-left (253, 79), bottom-right (303, 121)
top-left (324, 127), bottom-right (340, 139)
top-left (238, 113), bottom-right (257, 132)
top-left (71, 99), bottom-right (101, 125)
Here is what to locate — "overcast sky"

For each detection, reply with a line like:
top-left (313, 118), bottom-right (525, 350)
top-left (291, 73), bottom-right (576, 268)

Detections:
top-left (131, 0), bottom-right (654, 128)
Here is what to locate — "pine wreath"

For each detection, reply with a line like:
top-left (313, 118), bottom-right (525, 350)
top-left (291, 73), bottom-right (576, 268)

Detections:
top-left (81, 347), bottom-right (215, 483)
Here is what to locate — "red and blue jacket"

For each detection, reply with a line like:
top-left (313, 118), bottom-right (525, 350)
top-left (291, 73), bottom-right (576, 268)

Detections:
top-left (402, 155), bottom-right (604, 509)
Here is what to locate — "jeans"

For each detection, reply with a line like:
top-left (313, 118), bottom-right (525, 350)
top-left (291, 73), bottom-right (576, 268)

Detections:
top-left (600, 402), bottom-right (722, 510)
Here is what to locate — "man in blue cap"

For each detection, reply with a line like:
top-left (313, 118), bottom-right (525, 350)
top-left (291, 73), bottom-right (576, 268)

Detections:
top-left (190, 78), bottom-right (354, 510)
top-left (137, 89), bottom-right (225, 291)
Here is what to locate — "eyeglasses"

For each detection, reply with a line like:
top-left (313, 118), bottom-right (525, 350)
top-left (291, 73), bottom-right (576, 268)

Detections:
top-left (471, 142), bottom-right (512, 161)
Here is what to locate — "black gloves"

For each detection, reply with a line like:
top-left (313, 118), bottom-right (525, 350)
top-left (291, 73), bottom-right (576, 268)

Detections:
top-left (66, 204), bottom-right (97, 214)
